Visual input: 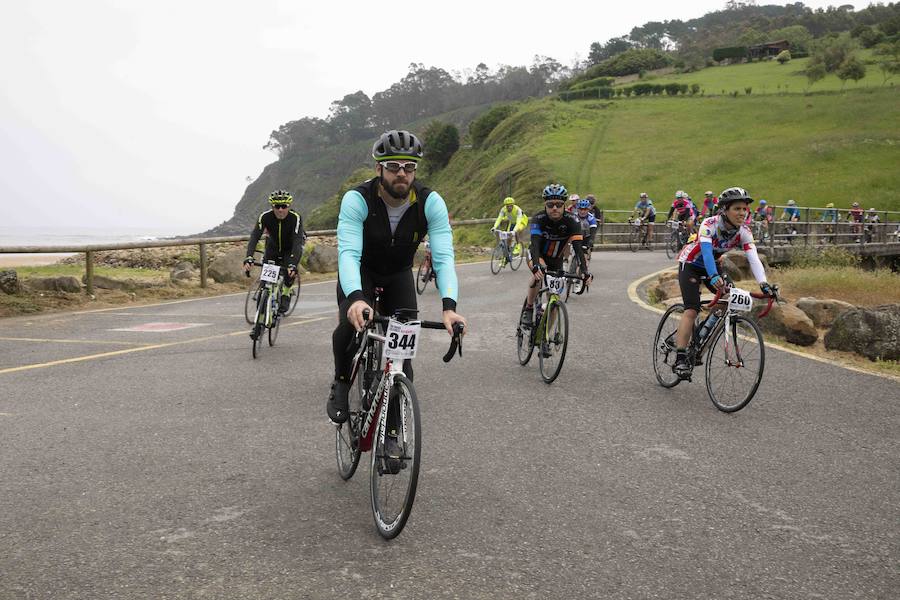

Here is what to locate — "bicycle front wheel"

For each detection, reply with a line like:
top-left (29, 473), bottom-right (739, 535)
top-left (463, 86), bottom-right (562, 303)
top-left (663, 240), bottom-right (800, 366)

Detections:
top-left (628, 228), bottom-right (638, 252)
top-left (652, 303), bottom-right (685, 388)
top-left (666, 232), bottom-right (677, 259)
top-left (509, 244), bottom-right (524, 271)
top-left (268, 313), bottom-right (280, 346)
top-left (251, 289), bottom-right (268, 359)
top-left (243, 280), bottom-right (259, 324)
top-left (538, 300), bottom-right (569, 384)
top-left (416, 261), bottom-right (429, 295)
top-left (284, 281), bottom-right (300, 317)
top-left (705, 315), bottom-right (765, 413)
top-left (490, 245), bottom-right (503, 274)
top-left (370, 374), bottom-right (420, 539)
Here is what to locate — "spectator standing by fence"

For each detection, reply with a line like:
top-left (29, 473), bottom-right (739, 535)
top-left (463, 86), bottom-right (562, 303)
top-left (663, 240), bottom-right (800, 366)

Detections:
top-left (848, 202), bottom-right (864, 242)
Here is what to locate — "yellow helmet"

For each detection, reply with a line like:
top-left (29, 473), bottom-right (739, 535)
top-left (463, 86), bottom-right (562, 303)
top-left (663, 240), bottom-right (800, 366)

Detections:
top-left (825, 202), bottom-right (834, 208)
top-left (503, 197), bottom-right (515, 206)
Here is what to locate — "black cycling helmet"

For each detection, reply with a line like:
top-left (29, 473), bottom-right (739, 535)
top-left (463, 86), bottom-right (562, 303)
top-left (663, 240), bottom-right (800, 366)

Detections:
top-left (372, 129), bottom-right (424, 162)
top-left (718, 187), bottom-right (753, 209)
top-left (542, 183), bottom-right (568, 201)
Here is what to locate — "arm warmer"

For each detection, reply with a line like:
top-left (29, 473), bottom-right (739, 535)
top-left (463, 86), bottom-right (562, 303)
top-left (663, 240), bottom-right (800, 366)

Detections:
top-left (336, 190), bottom-right (368, 303)
top-left (745, 246), bottom-right (767, 283)
top-left (424, 191), bottom-right (459, 311)
top-left (700, 241), bottom-right (718, 279)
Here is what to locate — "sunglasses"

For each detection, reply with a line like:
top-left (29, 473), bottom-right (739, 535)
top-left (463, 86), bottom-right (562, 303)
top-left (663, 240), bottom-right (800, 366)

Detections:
top-left (380, 161), bottom-right (418, 173)
top-left (545, 201), bottom-right (565, 209)
top-left (273, 204), bottom-right (290, 209)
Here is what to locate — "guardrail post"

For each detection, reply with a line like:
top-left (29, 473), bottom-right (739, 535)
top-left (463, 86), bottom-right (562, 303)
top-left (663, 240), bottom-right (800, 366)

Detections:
top-left (85, 251), bottom-right (94, 295)
top-left (599, 210), bottom-right (605, 244)
top-left (804, 207), bottom-right (810, 247)
top-left (199, 243), bottom-right (208, 288)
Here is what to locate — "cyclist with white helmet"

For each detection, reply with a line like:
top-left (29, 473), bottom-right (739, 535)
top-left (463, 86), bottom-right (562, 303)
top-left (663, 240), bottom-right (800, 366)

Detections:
top-left (574, 198), bottom-right (598, 270)
top-left (672, 187), bottom-right (775, 379)
top-left (700, 191), bottom-right (718, 218)
top-left (667, 190), bottom-right (698, 234)
top-left (633, 192), bottom-right (656, 240)
top-left (848, 201), bottom-right (864, 242)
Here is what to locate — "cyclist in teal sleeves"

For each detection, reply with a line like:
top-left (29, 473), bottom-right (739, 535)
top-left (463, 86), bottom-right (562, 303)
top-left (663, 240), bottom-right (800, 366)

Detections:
top-left (327, 130), bottom-right (467, 433)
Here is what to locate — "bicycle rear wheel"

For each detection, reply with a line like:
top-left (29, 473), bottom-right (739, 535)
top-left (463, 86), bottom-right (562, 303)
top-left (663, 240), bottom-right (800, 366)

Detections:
top-left (490, 245), bottom-right (503, 274)
top-left (538, 300), bottom-right (569, 384)
top-left (416, 261), bottom-right (429, 295)
top-left (652, 303), bottom-right (685, 388)
top-left (370, 374), bottom-right (420, 539)
top-left (705, 315), bottom-right (765, 413)
top-left (516, 302), bottom-right (535, 365)
top-left (284, 281), bottom-right (301, 317)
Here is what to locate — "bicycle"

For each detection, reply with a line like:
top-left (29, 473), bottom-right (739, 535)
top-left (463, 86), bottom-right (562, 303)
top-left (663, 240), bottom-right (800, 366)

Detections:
top-left (627, 218), bottom-right (652, 252)
top-left (651, 280), bottom-right (780, 412)
top-left (752, 219), bottom-right (771, 245)
top-left (244, 262), bottom-right (299, 324)
top-left (246, 261), bottom-right (297, 358)
top-left (334, 304), bottom-right (463, 539)
top-left (564, 244), bottom-right (590, 300)
top-left (516, 270), bottom-right (586, 383)
top-left (665, 220), bottom-right (690, 259)
top-left (490, 229), bottom-right (524, 274)
top-left (415, 242), bottom-right (435, 295)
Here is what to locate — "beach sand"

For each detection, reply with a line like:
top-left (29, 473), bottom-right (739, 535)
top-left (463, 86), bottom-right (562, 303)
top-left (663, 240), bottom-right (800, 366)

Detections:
top-left (0, 254), bottom-right (75, 268)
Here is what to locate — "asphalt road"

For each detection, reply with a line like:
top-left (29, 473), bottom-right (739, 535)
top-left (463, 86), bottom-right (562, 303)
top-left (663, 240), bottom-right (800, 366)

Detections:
top-left (1, 253), bottom-right (897, 599)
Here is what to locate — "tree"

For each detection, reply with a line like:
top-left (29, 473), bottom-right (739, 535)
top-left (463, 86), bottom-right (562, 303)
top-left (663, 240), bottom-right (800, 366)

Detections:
top-left (421, 121), bottom-right (459, 172)
top-left (587, 37), bottom-right (634, 65)
top-left (805, 62), bottom-right (827, 88)
top-left (875, 41), bottom-right (900, 85)
top-left (837, 56), bottom-right (866, 88)
top-left (776, 50), bottom-right (791, 64)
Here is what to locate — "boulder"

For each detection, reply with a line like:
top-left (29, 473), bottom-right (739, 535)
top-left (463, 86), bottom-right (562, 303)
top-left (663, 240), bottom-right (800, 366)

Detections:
top-left (752, 302), bottom-right (818, 346)
top-left (657, 270), bottom-right (679, 284)
top-left (170, 261), bottom-right (195, 284)
top-left (208, 247), bottom-right (249, 283)
top-left (825, 304), bottom-right (900, 361)
top-left (649, 278), bottom-right (681, 302)
top-left (0, 270), bottom-right (20, 294)
top-left (307, 244), bottom-right (338, 273)
top-left (26, 276), bottom-right (82, 293)
top-left (795, 297), bottom-right (855, 329)
top-left (721, 251), bottom-right (770, 282)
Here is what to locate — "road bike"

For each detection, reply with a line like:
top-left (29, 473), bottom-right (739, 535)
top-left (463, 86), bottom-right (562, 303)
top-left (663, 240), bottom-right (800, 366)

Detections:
top-left (627, 218), bottom-right (652, 252)
top-left (244, 262), bottom-right (299, 324)
top-left (490, 229), bottom-right (524, 274)
top-left (651, 280), bottom-right (780, 412)
top-left (334, 305), bottom-right (463, 539)
top-left (246, 261), bottom-right (298, 358)
top-left (564, 244), bottom-right (590, 300)
top-left (516, 270), bottom-right (585, 383)
top-left (665, 220), bottom-right (690, 259)
top-left (415, 242), bottom-right (435, 295)
top-left (752, 218), bottom-right (771, 245)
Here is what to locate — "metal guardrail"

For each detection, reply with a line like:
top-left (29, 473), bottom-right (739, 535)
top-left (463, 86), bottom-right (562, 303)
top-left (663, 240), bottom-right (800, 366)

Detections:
top-left (0, 219), bottom-right (495, 295)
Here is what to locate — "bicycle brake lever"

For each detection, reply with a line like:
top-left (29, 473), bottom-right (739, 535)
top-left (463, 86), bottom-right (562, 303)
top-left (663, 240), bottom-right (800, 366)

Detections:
top-left (442, 323), bottom-right (464, 363)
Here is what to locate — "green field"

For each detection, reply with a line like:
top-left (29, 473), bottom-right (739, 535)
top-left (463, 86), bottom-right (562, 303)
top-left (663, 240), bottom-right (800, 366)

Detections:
top-left (627, 52), bottom-right (889, 95)
top-left (430, 86), bottom-right (900, 219)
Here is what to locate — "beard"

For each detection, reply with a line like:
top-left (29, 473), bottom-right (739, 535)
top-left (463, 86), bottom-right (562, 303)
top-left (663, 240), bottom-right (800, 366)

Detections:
top-left (379, 174), bottom-right (410, 200)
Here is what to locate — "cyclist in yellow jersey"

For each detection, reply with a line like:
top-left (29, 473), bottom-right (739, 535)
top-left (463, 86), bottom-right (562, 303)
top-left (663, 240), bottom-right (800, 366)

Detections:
top-left (492, 196), bottom-right (528, 256)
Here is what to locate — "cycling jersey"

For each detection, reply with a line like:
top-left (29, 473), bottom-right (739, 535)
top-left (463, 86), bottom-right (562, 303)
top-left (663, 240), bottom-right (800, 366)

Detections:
top-left (337, 177), bottom-right (458, 311)
top-left (755, 206), bottom-right (774, 222)
top-left (494, 205), bottom-right (525, 232)
top-left (667, 198), bottom-right (696, 221)
top-left (783, 206), bottom-right (801, 220)
top-left (820, 209), bottom-right (838, 223)
top-left (634, 200), bottom-right (656, 217)
top-left (848, 208), bottom-right (864, 223)
top-left (701, 197), bottom-right (718, 217)
top-left (678, 215), bottom-right (766, 283)
top-left (529, 211), bottom-right (583, 261)
top-left (246, 209), bottom-right (304, 267)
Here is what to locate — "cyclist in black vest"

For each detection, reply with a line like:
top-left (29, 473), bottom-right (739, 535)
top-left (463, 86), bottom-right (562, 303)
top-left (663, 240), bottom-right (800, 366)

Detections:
top-left (243, 190), bottom-right (305, 315)
top-left (327, 130), bottom-right (467, 433)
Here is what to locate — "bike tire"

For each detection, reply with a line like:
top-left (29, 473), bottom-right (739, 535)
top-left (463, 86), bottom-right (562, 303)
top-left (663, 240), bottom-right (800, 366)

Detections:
top-left (490, 245), bottom-right (503, 274)
top-left (416, 261), bottom-right (429, 295)
top-left (336, 355), bottom-right (367, 481)
top-left (628, 228), bottom-right (638, 252)
top-left (284, 281), bottom-right (301, 317)
top-left (516, 302), bottom-right (535, 365)
top-left (509, 245), bottom-right (524, 271)
top-left (243, 280), bottom-right (259, 324)
top-left (251, 289), bottom-right (268, 359)
top-left (268, 313), bottom-right (280, 346)
top-left (652, 303), bottom-right (685, 388)
top-left (370, 374), bottom-right (420, 539)
top-left (665, 233), bottom-right (676, 259)
top-left (538, 300), bottom-right (569, 384)
top-left (705, 315), bottom-right (765, 413)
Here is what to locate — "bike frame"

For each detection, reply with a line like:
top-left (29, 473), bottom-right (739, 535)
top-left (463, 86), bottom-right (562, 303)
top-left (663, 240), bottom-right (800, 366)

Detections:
top-left (687, 287), bottom-right (776, 366)
top-left (349, 327), bottom-right (406, 454)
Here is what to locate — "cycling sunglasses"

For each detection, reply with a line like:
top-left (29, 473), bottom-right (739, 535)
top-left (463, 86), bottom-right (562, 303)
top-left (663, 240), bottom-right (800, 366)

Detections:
top-left (545, 201), bottom-right (565, 209)
top-left (272, 204), bottom-right (290, 209)
top-left (380, 161), bottom-right (418, 174)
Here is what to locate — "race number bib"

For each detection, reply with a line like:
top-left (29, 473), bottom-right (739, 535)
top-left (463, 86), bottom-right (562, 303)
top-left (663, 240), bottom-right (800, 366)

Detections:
top-left (260, 263), bottom-right (280, 283)
top-left (546, 276), bottom-right (566, 296)
top-left (384, 319), bottom-right (421, 360)
top-left (728, 287), bottom-right (753, 313)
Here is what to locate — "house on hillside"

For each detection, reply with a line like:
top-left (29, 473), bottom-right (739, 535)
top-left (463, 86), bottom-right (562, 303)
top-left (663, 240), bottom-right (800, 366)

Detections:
top-left (747, 40), bottom-right (790, 61)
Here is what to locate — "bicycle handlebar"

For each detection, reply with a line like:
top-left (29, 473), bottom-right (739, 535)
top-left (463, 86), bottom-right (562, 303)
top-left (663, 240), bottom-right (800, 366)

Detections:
top-left (708, 283), bottom-right (781, 318)
top-left (361, 310), bottom-right (464, 363)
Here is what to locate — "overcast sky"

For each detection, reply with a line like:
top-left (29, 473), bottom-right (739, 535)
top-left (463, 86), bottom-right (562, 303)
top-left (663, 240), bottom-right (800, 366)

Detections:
top-left (1, 1), bottom-right (847, 234)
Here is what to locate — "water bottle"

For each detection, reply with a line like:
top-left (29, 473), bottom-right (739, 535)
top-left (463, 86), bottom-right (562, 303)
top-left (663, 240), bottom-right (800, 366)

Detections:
top-left (697, 311), bottom-right (720, 342)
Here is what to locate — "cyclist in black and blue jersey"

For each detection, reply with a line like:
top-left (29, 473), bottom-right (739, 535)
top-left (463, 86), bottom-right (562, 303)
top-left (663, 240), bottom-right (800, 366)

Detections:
top-left (327, 130), bottom-right (467, 431)
top-left (522, 184), bottom-right (591, 327)
top-left (243, 190), bottom-right (305, 318)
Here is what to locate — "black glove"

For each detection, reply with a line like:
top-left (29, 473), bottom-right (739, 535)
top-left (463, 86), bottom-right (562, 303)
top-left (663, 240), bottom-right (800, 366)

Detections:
top-left (760, 282), bottom-right (773, 296)
top-left (531, 264), bottom-right (541, 274)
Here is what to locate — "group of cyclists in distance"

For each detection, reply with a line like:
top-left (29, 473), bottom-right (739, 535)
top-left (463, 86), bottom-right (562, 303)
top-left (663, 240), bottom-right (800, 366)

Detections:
top-left (241, 128), bottom-right (782, 424)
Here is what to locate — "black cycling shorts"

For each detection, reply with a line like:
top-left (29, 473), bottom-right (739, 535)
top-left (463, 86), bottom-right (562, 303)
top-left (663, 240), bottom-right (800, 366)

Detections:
top-left (527, 256), bottom-right (565, 272)
top-left (645, 213), bottom-right (657, 223)
top-left (678, 262), bottom-right (716, 312)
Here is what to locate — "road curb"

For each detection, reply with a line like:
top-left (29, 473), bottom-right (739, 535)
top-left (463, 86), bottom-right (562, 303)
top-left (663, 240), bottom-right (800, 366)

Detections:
top-left (626, 266), bottom-right (900, 383)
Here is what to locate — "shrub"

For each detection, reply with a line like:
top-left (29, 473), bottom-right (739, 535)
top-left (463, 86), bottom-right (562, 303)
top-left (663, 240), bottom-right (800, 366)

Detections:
top-left (469, 104), bottom-right (516, 147)
top-left (679, 84), bottom-right (689, 95)
top-left (665, 83), bottom-right (681, 95)
top-left (623, 87), bottom-right (633, 97)
top-left (745, 87), bottom-right (752, 95)
top-left (421, 121), bottom-right (459, 172)
top-left (776, 50), bottom-right (791, 64)
top-left (569, 76), bottom-right (615, 91)
top-left (690, 83), bottom-right (700, 95)
top-left (652, 84), bottom-right (664, 95)
top-left (786, 247), bottom-right (861, 269)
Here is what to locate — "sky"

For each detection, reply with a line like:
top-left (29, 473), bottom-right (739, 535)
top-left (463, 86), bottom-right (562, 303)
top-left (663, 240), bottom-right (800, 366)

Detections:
top-left (0, 0), bottom-right (848, 234)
